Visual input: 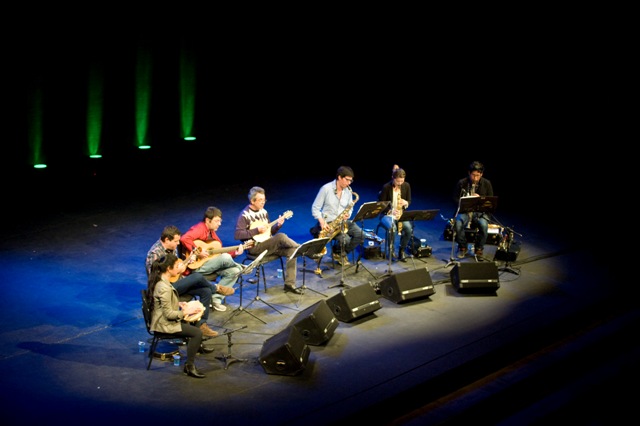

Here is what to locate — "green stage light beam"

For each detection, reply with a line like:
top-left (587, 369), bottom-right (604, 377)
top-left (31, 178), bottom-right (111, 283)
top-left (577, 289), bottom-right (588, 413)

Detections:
top-left (135, 46), bottom-right (152, 149)
top-left (29, 86), bottom-right (46, 169)
top-left (180, 43), bottom-right (196, 141)
top-left (87, 64), bottom-right (103, 159)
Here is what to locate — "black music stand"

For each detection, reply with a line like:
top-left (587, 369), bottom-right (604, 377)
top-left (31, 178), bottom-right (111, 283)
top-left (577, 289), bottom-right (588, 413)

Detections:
top-left (352, 201), bottom-right (389, 279)
top-left (459, 195), bottom-right (498, 214)
top-left (221, 250), bottom-right (276, 325)
top-left (214, 325), bottom-right (248, 370)
top-left (289, 237), bottom-right (330, 307)
top-left (397, 209), bottom-right (440, 267)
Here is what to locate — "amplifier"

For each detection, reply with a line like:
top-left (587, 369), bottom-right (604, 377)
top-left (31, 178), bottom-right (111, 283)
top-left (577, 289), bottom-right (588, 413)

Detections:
top-left (443, 223), bottom-right (502, 246)
top-left (494, 241), bottom-right (521, 262)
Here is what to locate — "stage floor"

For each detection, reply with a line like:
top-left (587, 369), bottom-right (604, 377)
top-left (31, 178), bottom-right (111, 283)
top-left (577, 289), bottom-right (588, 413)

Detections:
top-left (0, 178), bottom-right (633, 425)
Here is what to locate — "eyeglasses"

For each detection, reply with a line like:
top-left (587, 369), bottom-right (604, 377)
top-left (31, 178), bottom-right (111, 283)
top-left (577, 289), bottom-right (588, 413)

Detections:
top-left (344, 177), bottom-right (353, 183)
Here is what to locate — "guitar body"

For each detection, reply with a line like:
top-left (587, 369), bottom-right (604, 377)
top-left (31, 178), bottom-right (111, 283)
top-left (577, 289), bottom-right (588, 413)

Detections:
top-left (187, 240), bottom-right (252, 270)
top-left (194, 239), bottom-right (223, 256)
top-left (251, 210), bottom-right (293, 243)
top-left (169, 247), bottom-right (201, 282)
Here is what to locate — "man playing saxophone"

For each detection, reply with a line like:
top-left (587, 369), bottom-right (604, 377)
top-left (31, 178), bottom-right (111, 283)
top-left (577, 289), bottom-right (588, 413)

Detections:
top-left (311, 166), bottom-right (364, 266)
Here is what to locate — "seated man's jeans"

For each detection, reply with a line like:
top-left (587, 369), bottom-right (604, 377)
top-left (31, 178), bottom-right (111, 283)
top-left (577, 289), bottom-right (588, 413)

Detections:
top-left (454, 213), bottom-right (489, 250)
top-left (380, 215), bottom-right (413, 253)
top-left (195, 253), bottom-right (242, 302)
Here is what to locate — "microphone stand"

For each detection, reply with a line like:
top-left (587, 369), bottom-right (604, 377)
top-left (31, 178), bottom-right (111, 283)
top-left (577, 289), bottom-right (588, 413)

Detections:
top-left (496, 226), bottom-right (522, 276)
top-left (445, 195), bottom-right (463, 268)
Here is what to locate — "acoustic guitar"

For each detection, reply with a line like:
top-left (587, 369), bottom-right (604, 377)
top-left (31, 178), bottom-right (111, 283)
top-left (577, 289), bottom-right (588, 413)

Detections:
top-left (187, 240), bottom-right (253, 270)
top-left (169, 246), bottom-right (201, 283)
top-left (250, 210), bottom-right (293, 243)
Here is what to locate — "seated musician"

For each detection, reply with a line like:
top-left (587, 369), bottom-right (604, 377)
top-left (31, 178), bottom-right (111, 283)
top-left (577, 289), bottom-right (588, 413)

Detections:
top-left (180, 207), bottom-right (245, 309)
top-left (453, 161), bottom-right (494, 258)
top-left (233, 186), bottom-right (302, 294)
top-left (378, 165), bottom-right (413, 262)
top-left (311, 166), bottom-right (364, 266)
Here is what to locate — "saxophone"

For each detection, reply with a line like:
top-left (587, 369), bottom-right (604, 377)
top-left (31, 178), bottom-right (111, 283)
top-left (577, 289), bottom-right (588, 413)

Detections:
top-left (391, 193), bottom-right (403, 235)
top-left (319, 191), bottom-right (359, 240)
top-left (315, 191), bottom-right (359, 259)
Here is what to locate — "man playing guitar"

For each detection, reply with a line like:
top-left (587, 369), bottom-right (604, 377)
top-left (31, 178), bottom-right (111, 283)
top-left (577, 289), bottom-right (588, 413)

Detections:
top-left (234, 186), bottom-right (302, 294)
top-left (180, 207), bottom-right (246, 310)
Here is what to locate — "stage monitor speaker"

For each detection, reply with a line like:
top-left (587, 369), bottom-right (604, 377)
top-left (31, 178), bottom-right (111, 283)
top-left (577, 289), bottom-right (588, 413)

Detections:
top-left (450, 262), bottom-right (500, 293)
top-left (259, 326), bottom-right (310, 376)
top-left (289, 300), bottom-right (339, 345)
top-left (379, 268), bottom-right (435, 303)
top-left (326, 283), bottom-right (382, 322)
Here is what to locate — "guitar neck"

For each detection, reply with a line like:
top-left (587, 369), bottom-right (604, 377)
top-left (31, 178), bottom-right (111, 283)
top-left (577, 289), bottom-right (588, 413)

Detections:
top-left (206, 245), bottom-right (241, 255)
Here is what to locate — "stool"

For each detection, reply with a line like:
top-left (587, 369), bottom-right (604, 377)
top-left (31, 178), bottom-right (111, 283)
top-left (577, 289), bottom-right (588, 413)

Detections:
top-left (376, 220), bottom-right (397, 260)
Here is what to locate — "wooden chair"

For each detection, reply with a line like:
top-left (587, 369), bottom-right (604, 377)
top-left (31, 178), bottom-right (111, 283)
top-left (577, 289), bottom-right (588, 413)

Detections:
top-left (140, 289), bottom-right (185, 370)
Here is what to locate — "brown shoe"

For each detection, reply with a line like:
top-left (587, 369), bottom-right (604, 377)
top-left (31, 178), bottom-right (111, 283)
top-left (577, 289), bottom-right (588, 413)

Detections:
top-left (457, 247), bottom-right (467, 258)
top-left (475, 248), bottom-right (483, 257)
top-left (199, 323), bottom-right (218, 338)
top-left (216, 285), bottom-right (235, 296)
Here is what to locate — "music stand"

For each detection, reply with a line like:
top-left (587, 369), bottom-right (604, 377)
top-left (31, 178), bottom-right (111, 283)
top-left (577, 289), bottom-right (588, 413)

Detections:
top-left (352, 201), bottom-right (389, 279)
top-left (214, 325), bottom-right (248, 370)
top-left (459, 196), bottom-right (498, 214)
top-left (289, 237), bottom-right (330, 306)
top-left (397, 209), bottom-right (439, 267)
top-left (221, 250), bottom-right (278, 325)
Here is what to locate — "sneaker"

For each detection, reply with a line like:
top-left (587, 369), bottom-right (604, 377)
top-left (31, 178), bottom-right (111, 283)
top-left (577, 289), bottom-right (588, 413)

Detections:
top-left (457, 247), bottom-right (467, 258)
top-left (199, 323), bottom-right (218, 338)
top-left (216, 285), bottom-right (235, 296)
top-left (211, 300), bottom-right (227, 312)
